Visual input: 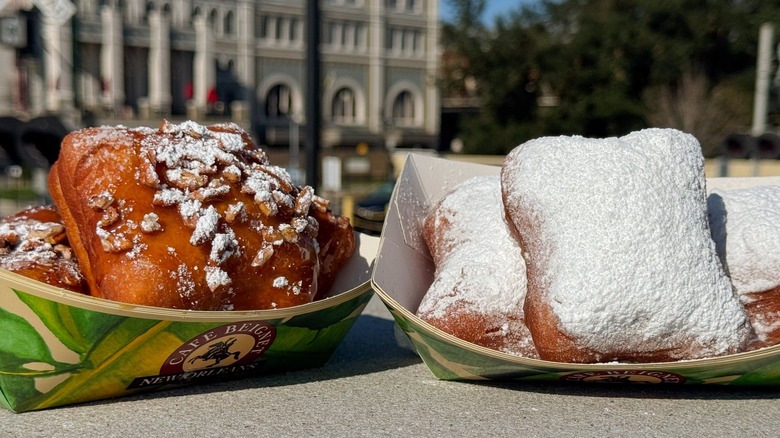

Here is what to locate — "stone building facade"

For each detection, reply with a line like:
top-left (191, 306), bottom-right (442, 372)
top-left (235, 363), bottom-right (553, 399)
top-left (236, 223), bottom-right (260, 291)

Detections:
top-left (0, 0), bottom-right (439, 166)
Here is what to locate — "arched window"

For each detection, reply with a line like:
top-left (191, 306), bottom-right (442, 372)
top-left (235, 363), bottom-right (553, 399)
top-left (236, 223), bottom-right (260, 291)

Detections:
top-left (289, 17), bottom-right (298, 42)
top-left (392, 91), bottom-right (415, 126)
top-left (266, 84), bottom-right (293, 118)
top-left (144, 0), bottom-right (155, 21)
top-left (332, 88), bottom-right (356, 123)
top-left (224, 10), bottom-right (234, 35)
top-left (209, 8), bottom-right (218, 30)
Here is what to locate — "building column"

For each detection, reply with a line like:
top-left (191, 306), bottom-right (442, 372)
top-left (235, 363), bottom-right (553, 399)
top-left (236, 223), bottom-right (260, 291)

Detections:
top-left (235, 0), bottom-right (255, 118)
top-left (0, 42), bottom-right (14, 115)
top-left (42, 15), bottom-right (74, 112)
top-left (148, 10), bottom-right (171, 115)
top-left (367, 1), bottom-right (385, 134)
top-left (193, 14), bottom-right (215, 115)
top-left (101, 3), bottom-right (124, 111)
top-left (424, 0), bottom-right (439, 136)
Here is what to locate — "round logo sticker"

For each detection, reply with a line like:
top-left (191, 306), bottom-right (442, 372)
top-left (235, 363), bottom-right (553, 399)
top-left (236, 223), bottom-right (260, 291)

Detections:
top-left (561, 370), bottom-right (686, 384)
top-left (161, 321), bottom-right (276, 375)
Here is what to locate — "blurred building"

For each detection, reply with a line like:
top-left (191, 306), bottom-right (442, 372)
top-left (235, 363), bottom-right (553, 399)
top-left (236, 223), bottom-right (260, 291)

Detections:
top-left (0, 0), bottom-right (439, 181)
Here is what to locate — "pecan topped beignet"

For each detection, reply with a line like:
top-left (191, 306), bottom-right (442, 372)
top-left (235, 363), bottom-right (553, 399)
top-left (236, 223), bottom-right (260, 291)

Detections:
top-left (48, 120), bottom-right (354, 310)
top-left (0, 205), bottom-right (85, 293)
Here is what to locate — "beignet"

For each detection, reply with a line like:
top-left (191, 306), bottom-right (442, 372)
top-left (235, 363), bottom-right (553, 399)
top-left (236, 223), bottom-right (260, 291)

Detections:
top-left (48, 120), bottom-right (354, 310)
top-left (501, 128), bottom-right (754, 363)
top-left (418, 175), bottom-right (538, 358)
top-left (708, 185), bottom-right (780, 347)
top-left (0, 205), bottom-right (85, 293)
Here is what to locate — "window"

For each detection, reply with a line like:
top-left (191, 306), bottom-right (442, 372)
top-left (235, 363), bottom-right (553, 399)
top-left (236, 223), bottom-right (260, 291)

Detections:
top-left (325, 21), bottom-right (367, 51)
top-left (276, 17), bottom-right (286, 40)
top-left (386, 0), bottom-right (420, 13)
top-left (332, 88), bottom-right (356, 123)
top-left (392, 91), bottom-right (415, 126)
top-left (259, 16), bottom-right (269, 38)
top-left (330, 0), bottom-right (360, 5)
top-left (344, 23), bottom-right (355, 49)
top-left (387, 28), bottom-right (402, 53)
top-left (266, 84), bottom-right (293, 118)
top-left (328, 22), bottom-right (343, 48)
top-left (209, 8), bottom-right (218, 30)
top-left (143, 0), bottom-right (155, 22)
top-left (260, 15), bottom-right (301, 44)
top-left (356, 23), bottom-right (367, 50)
top-left (386, 27), bottom-right (424, 56)
top-left (404, 29), bottom-right (414, 55)
top-left (289, 18), bottom-right (298, 42)
top-left (224, 10), bottom-right (234, 35)
top-left (414, 30), bottom-right (424, 55)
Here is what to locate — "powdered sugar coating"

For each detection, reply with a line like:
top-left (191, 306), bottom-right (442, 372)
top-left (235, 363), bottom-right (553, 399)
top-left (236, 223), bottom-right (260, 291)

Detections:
top-left (708, 185), bottom-right (780, 295)
top-left (418, 175), bottom-right (526, 318)
top-left (205, 265), bottom-right (232, 291)
top-left (502, 128), bottom-right (752, 360)
top-left (417, 175), bottom-right (536, 357)
top-left (190, 205), bottom-right (220, 245)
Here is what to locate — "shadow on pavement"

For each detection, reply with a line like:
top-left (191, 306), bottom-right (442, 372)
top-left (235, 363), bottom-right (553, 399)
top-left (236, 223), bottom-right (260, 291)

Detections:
top-left (467, 377), bottom-right (780, 401)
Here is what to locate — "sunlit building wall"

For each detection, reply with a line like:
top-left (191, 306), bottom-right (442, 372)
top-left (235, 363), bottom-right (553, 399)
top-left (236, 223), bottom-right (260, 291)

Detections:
top-left (2, 0), bottom-right (439, 157)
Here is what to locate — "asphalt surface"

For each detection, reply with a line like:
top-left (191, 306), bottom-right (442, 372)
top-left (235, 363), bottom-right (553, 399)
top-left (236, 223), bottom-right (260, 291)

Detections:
top-left (2, 295), bottom-right (780, 437)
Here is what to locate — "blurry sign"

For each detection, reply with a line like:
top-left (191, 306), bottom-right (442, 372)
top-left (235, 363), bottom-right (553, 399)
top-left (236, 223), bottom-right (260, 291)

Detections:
top-left (344, 156), bottom-right (370, 175)
top-left (5, 165), bottom-right (22, 178)
top-left (0, 15), bottom-right (25, 48)
top-left (322, 156), bottom-right (342, 191)
top-left (33, 0), bottom-right (76, 26)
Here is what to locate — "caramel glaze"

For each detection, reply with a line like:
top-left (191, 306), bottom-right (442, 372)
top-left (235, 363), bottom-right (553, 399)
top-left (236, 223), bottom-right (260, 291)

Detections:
top-left (48, 121), bottom-right (354, 311)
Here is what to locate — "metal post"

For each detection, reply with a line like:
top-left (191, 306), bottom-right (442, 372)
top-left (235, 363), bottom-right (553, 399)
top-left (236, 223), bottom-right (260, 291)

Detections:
top-left (289, 114), bottom-right (301, 185)
top-left (305, 0), bottom-right (321, 191)
top-left (752, 22), bottom-right (774, 175)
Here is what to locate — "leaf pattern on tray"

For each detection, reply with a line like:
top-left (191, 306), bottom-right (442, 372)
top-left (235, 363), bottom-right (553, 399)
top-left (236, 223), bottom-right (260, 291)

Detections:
top-left (0, 285), bottom-right (373, 412)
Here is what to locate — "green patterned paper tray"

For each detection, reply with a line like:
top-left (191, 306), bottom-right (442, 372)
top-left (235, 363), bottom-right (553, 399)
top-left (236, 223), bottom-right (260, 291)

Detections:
top-left (372, 153), bottom-right (780, 386)
top-left (0, 233), bottom-right (378, 412)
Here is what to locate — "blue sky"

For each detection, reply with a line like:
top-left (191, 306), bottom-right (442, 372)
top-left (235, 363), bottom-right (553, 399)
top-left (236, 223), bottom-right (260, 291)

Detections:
top-left (439, 0), bottom-right (541, 24)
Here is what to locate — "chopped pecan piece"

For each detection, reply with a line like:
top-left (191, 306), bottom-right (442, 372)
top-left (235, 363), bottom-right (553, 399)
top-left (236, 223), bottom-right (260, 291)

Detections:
top-left (26, 223), bottom-right (67, 244)
top-left (97, 207), bottom-right (120, 227)
top-left (251, 244), bottom-right (274, 267)
top-left (88, 192), bottom-right (115, 210)
top-left (141, 213), bottom-right (163, 233)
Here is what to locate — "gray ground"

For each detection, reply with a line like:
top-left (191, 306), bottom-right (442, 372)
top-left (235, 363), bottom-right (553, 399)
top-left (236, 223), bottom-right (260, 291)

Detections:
top-left (1, 295), bottom-right (779, 437)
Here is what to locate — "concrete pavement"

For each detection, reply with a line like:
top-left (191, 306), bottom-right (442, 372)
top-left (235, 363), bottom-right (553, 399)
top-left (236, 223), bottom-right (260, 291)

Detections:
top-left (1, 295), bottom-right (779, 437)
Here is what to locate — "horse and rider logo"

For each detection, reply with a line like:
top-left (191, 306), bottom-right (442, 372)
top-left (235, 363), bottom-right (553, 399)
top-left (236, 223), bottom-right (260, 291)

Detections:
top-left (561, 370), bottom-right (686, 384)
top-left (160, 321), bottom-right (277, 375)
top-left (126, 321), bottom-right (276, 389)
top-left (187, 337), bottom-right (242, 368)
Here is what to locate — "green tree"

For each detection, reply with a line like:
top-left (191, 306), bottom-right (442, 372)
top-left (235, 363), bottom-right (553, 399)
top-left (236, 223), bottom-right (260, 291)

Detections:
top-left (440, 0), bottom-right (780, 155)
top-left (441, 0), bottom-right (554, 153)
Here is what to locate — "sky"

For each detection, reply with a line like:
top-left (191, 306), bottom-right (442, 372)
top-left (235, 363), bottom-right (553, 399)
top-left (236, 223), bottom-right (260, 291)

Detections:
top-left (439, 0), bottom-right (541, 25)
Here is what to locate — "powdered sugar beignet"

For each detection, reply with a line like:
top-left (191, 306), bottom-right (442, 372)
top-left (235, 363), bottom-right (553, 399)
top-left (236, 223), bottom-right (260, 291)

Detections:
top-left (417, 175), bottom-right (538, 358)
top-left (501, 128), bottom-right (753, 363)
top-left (708, 185), bottom-right (780, 347)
